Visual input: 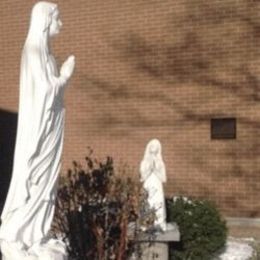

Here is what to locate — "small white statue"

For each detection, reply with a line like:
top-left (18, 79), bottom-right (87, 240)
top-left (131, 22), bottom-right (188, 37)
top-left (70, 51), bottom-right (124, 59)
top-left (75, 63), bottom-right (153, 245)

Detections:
top-left (140, 139), bottom-right (167, 232)
top-left (0, 2), bottom-right (75, 259)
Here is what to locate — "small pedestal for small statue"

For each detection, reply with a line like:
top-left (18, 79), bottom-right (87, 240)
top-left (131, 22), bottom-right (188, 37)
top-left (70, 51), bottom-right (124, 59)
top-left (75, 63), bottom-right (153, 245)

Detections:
top-left (129, 223), bottom-right (180, 260)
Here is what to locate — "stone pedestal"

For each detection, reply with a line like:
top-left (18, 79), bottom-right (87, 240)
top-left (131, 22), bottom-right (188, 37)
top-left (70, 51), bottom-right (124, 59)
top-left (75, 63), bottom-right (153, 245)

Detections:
top-left (129, 223), bottom-right (180, 260)
top-left (139, 242), bottom-right (169, 260)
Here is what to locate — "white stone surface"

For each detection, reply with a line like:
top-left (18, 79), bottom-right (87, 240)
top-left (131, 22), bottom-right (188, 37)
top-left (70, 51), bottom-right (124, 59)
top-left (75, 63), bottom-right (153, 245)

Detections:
top-left (218, 239), bottom-right (255, 260)
top-left (0, 2), bottom-right (75, 259)
top-left (140, 139), bottom-right (167, 231)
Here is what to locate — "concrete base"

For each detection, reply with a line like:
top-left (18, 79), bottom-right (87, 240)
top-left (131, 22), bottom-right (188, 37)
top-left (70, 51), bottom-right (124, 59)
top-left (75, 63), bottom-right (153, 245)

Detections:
top-left (226, 217), bottom-right (260, 227)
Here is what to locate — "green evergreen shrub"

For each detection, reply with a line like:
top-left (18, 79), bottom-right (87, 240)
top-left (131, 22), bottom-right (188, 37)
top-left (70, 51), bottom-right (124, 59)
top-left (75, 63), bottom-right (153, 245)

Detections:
top-left (167, 196), bottom-right (227, 260)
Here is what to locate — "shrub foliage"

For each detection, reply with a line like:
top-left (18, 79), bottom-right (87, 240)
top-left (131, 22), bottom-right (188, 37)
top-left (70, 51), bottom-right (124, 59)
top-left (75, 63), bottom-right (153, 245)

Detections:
top-left (167, 196), bottom-right (227, 260)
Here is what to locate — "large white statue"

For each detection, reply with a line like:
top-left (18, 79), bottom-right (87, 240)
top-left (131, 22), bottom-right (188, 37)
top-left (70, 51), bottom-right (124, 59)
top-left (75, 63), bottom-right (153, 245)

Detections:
top-left (140, 139), bottom-right (167, 232)
top-left (0, 2), bottom-right (75, 259)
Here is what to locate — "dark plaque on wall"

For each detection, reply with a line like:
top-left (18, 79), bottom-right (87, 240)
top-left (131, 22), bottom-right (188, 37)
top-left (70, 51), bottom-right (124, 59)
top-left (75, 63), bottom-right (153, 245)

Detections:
top-left (211, 118), bottom-right (236, 140)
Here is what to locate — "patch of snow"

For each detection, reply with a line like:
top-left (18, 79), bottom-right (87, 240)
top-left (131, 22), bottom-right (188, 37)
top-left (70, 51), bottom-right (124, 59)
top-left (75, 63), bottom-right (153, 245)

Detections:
top-left (172, 196), bottom-right (193, 204)
top-left (218, 240), bottom-right (254, 260)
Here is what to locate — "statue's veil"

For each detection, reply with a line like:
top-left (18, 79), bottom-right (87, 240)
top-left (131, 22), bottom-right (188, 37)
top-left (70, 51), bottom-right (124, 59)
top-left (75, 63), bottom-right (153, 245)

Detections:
top-left (1, 1), bottom-right (58, 221)
top-left (26, 2), bottom-right (57, 45)
top-left (140, 139), bottom-right (167, 183)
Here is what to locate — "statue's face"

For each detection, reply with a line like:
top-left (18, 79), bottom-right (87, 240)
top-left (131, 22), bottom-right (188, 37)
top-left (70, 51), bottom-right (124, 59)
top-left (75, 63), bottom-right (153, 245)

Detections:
top-left (149, 143), bottom-right (159, 155)
top-left (49, 9), bottom-right (62, 37)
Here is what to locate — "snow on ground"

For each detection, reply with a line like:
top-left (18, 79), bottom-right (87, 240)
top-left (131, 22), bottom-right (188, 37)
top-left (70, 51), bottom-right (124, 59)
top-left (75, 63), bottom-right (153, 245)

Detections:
top-left (218, 238), bottom-right (255, 260)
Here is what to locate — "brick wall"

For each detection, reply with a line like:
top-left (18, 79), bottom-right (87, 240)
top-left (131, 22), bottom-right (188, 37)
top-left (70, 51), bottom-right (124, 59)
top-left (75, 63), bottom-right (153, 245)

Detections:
top-left (0, 0), bottom-right (259, 217)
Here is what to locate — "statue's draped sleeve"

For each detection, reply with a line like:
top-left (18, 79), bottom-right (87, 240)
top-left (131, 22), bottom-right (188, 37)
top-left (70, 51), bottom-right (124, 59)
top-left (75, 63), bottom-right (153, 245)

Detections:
top-left (155, 159), bottom-right (167, 183)
top-left (140, 159), bottom-right (151, 182)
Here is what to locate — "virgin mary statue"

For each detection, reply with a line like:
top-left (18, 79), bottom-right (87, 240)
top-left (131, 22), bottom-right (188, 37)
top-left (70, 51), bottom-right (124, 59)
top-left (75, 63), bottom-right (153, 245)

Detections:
top-left (0, 2), bottom-right (75, 259)
top-left (140, 139), bottom-right (167, 231)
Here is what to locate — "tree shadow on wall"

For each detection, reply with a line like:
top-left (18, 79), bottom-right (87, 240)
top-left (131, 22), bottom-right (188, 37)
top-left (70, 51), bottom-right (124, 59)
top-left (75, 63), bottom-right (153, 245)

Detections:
top-left (0, 109), bottom-right (17, 216)
top-left (109, 0), bottom-right (260, 216)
